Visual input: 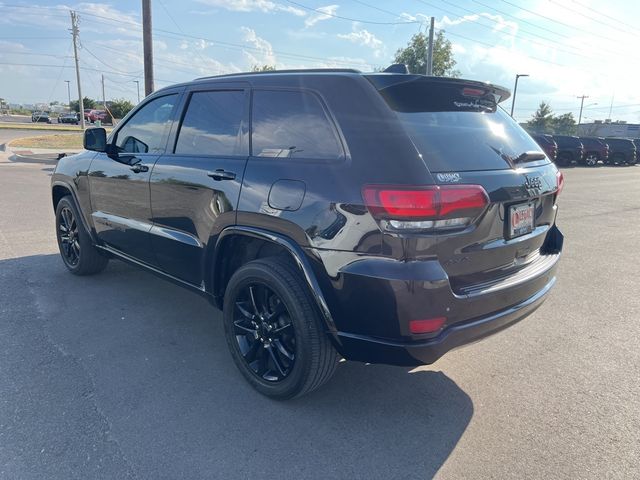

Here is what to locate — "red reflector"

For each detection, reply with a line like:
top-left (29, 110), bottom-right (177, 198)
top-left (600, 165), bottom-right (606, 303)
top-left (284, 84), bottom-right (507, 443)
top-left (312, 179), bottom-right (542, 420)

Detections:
top-left (363, 185), bottom-right (488, 220)
top-left (556, 170), bottom-right (564, 195)
top-left (409, 317), bottom-right (446, 334)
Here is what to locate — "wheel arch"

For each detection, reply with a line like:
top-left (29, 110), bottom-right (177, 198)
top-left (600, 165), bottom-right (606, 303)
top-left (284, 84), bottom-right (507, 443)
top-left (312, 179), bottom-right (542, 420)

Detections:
top-left (210, 226), bottom-right (339, 341)
top-left (51, 181), bottom-right (97, 243)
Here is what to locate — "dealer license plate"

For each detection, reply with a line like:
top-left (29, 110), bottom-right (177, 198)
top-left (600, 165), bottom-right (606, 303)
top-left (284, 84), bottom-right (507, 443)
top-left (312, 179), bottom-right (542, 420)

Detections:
top-left (508, 203), bottom-right (535, 238)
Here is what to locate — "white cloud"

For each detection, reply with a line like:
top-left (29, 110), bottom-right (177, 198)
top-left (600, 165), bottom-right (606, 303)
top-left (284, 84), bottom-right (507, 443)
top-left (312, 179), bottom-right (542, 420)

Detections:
top-left (240, 27), bottom-right (276, 67)
top-left (305, 5), bottom-right (338, 27)
top-left (337, 24), bottom-right (384, 57)
top-left (436, 13), bottom-right (518, 38)
top-left (195, 0), bottom-right (305, 16)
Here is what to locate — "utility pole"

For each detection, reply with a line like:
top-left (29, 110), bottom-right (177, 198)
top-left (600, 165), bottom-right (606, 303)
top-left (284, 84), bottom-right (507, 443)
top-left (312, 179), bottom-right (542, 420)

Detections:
top-left (510, 73), bottom-right (529, 118)
top-left (70, 10), bottom-right (85, 129)
top-left (142, 0), bottom-right (154, 96)
top-left (134, 80), bottom-right (140, 103)
top-left (576, 95), bottom-right (589, 125)
top-left (64, 80), bottom-right (71, 110)
top-left (426, 17), bottom-right (435, 76)
top-left (101, 74), bottom-right (107, 110)
top-left (608, 94), bottom-right (614, 120)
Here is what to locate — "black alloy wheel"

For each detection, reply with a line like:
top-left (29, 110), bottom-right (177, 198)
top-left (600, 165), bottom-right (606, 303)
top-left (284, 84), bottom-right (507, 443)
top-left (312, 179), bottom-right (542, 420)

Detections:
top-left (223, 258), bottom-right (338, 399)
top-left (55, 196), bottom-right (108, 275)
top-left (58, 206), bottom-right (81, 267)
top-left (232, 282), bottom-right (296, 382)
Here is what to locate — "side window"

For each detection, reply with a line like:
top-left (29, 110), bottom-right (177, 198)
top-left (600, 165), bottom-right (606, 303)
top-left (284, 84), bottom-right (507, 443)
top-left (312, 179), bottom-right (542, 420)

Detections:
top-left (251, 90), bottom-right (343, 160)
top-left (115, 94), bottom-right (178, 154)
top-left (175, 90), bottom-right (246, 156)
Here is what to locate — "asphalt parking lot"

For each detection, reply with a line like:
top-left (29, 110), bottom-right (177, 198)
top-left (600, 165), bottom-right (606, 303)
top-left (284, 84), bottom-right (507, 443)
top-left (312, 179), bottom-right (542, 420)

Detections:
top-left (0, 136), bottom-right (638, 479)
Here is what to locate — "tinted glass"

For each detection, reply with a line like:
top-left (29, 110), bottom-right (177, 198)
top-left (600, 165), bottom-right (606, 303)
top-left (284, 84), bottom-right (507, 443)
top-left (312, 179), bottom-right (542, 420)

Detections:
top-left (377, 79), bottom-right (545, 172)
top-left (116, 94), bottom-right (177, 154)
top-left (251, 90), bottom-right (343, 160)
top-left (395, 108), bottom-right (542, 172)
top-left (175, 90), bottom-right (246, 156)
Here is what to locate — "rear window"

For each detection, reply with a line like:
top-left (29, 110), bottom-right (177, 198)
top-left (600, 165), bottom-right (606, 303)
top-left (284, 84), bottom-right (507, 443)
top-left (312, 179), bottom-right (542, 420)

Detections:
top-left (379, 79), bottom-right (544, 172)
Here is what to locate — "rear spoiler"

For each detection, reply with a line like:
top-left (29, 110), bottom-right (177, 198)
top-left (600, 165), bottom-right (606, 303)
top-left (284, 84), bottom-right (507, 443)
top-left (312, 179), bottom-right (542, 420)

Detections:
top-left (365, 74), bottom-right (510, 113)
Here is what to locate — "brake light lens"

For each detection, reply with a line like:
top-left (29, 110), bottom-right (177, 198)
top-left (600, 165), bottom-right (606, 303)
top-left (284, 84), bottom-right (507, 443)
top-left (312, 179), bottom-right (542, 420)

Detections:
top-left (409, 317), bottom-right (446, 334)
top-left (556, 170), bottom-right (564, 195)
top-left (363, 185), bottom-right (489, 231)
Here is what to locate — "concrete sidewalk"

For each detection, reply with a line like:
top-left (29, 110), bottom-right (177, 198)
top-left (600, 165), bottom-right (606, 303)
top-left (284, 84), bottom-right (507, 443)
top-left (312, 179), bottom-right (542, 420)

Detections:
top-left (1, 146), bottom-right (80, 164)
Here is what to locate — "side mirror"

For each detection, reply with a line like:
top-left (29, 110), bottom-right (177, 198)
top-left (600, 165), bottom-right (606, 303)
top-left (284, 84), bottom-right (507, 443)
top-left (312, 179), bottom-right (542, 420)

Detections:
top-left (84, 127), bottom-right (107, 152)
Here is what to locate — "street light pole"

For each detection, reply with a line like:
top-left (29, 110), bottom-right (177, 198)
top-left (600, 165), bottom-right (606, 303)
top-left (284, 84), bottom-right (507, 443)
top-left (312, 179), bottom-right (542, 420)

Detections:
top-left (510, 74), bottom-right (529, 118)
top-left (134, 80), bottom-right (140, 103)
top-left (64, 80), bottom-right (71, 110)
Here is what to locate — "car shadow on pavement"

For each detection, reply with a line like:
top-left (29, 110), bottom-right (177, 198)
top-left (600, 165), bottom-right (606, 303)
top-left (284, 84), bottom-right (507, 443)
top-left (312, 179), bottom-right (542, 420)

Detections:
top-left (2, 253), bottom-right (473, 480)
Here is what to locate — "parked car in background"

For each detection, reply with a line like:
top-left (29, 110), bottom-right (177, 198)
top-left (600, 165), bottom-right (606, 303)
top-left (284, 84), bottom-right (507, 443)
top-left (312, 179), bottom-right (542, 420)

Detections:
top-left (58, 113), bottom-right (79, 125)
top-left (83, 108), bottom-right (92, 122)
top-left (31, 111), bottom-right (51, 123)
top-left (553, 135), bottom-right (584, 165)
top-left (531, 134), bottom-right (557, 161)
top-left (604, 137), bottom-right (637, 165)
top-left (52, 68), bottom-right (564, 398)
top-left (579, 137), bottom-right (609, 167)
top-left (87, 109), bottom-right (112, 124)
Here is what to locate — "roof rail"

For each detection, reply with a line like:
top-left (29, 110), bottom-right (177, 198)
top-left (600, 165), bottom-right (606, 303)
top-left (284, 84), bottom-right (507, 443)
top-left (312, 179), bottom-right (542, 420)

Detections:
top-left (195, 68), bottom-right (361, 81)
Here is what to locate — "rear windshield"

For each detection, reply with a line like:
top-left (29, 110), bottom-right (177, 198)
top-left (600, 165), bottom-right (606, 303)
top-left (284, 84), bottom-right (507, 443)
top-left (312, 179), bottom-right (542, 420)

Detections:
top-left (394, 108), bottom-right (543, 172)
top-left (376, 78), bottom-right (544, 172)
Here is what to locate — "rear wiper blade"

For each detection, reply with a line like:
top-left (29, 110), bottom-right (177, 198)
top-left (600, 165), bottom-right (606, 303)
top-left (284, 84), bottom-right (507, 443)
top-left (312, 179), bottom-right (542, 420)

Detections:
top-left (513, 151), bottom-right (546, 163)
top-left (488, 146), bottom-right (546, 169)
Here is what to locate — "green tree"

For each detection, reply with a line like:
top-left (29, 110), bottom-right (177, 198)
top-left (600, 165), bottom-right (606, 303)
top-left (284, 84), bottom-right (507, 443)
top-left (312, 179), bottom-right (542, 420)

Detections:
top-left (69, 97), bottom-right (97, 112)
top-left (251, 64), bottom-right (276, 72)
top-left (107, 98), bottom-right (135, 119)
top-left (393, 31), bottom-right (458, 76)
top-left (551, 112), bottom-right (577, 135)
top-left (528, 102), bottom-right (554, 133)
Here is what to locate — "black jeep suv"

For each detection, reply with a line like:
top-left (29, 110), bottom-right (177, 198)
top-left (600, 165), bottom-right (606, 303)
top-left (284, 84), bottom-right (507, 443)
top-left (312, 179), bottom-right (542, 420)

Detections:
top-left (553, 135), bottom-right (584, 165)
top-left (51, 69), bottom-right (563, 399)
top-left (604, 137), bottom-right (637, 165)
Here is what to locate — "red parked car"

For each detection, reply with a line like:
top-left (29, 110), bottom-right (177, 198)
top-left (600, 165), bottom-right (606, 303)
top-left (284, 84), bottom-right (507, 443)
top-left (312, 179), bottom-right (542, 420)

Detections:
top-left (87, 109), bottom-right (112, 124)
top-left (579, 137), bottom-right (609, 167)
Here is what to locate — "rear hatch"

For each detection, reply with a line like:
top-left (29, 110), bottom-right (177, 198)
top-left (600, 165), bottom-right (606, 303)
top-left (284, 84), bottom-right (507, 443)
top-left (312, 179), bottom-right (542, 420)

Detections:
top-left (366, 75), bottom-right (562, 295)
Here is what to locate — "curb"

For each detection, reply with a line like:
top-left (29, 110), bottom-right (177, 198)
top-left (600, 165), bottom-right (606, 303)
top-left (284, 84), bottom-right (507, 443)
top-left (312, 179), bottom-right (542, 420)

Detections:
top-left (8, 152), bottom-right (60, 164)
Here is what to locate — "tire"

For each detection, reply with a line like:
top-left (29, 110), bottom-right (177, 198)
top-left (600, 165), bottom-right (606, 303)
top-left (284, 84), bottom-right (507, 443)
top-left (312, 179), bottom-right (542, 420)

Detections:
top-left (55, 196), bottom-right (108, 275)
top-left (223, 258), bottom-right (339, 399)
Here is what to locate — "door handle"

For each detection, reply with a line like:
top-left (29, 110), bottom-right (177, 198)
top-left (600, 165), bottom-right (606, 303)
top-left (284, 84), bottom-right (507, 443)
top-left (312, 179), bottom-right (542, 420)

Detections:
top-left (130, 164), bottom-right (149, 173)
top-left (207, 169), bottom-right (236, 181)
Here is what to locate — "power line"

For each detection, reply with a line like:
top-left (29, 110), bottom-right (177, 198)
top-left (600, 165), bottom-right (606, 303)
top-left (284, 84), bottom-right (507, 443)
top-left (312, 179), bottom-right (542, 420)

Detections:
top-left (79, 41), bottom-right (143, 75)
top-left (285, 0), bottom-right (421, 25)
top-left (569, 0), bottom-right (637, 33)
top-left (496, 0), bottom-right (623, 46)
top-left (547, 0), bottom-right (636, 37)
top-left (0, 61), bottom-right (179, 83)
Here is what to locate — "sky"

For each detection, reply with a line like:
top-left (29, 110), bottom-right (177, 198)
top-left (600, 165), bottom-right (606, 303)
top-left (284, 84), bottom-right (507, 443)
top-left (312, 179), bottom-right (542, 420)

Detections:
top-left (1, 0), bottom-right (639, 123)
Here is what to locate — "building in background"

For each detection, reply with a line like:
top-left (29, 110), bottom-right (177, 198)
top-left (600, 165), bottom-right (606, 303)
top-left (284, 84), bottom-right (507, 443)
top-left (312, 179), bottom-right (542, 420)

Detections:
top-left (578, 121), bottom-right (640, 138)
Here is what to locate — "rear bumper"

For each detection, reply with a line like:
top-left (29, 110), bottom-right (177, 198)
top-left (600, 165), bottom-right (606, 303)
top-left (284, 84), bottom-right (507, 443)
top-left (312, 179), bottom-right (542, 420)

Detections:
top-left (336, 276), bottom-right (555, 366)
top-left (317, 226), bottom-right (562, 366)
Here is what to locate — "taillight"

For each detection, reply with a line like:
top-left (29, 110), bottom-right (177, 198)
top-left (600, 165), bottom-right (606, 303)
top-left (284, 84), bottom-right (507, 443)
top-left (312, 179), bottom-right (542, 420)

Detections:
top-left (556, 170), bottom-right (564, 195)
top-left (362, 185), bottom-right (489, 232)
